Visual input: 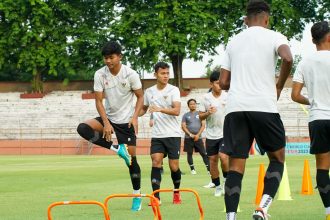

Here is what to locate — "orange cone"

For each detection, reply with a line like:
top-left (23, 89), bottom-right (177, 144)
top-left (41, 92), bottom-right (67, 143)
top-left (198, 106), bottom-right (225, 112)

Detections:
top-left (301, 159), bottom-right (313, 195)
top-left (255, 164), bottom-right (265, 205)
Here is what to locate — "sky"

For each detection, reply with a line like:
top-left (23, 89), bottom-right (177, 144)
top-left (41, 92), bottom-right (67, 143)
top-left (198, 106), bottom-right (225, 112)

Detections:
top-left (142, 23), bottom-right (316, 79)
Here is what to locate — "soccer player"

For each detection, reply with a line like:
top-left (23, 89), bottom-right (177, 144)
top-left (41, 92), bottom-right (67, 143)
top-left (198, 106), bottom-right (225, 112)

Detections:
top-left (76, 41), bottom-right (143, 211)
top-left (219, 1), bottom-right (293, 219)
top-left (181, 99), bottom-right (210, 175)
top-left (291, 21), bottom-right (330, 220)
top-left (140, 61), bottom-right (182, 205)
top-left (199, 70), bottom-right (229, 196)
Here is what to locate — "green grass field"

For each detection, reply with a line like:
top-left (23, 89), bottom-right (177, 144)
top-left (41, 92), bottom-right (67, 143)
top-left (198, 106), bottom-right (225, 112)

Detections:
top-left (0, 155), bottom-right (324, 220)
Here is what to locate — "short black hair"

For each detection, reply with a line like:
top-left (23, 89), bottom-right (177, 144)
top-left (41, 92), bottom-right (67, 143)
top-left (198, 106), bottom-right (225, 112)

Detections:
top-left (187, 99), bottom-right (196, 106)
top-left (101, 41), bottom-right (122, 56)
top-left (154, 61), bottom-right (170, 72)
top-left (246, 0), bottom-right (270, 17)
top-left (209, 70), bottom-right (220, 83)
top-left (311, 21), bottom-right (330, 44)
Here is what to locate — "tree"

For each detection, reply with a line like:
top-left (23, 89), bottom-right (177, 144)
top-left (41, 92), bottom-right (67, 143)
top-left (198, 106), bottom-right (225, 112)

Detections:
top-left (0, 1), bottom-right (115, 92)
top-left (113, 0), bottom-right (244, 89)
top-left (111, 0), bottom-right (325, 89)
top-left (201, 65), bottom-right (221, 78)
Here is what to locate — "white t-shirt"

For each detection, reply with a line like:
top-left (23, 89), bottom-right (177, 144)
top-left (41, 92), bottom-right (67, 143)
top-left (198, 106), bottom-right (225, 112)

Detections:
top-left (94, 64), bottom-right (142, 124)
top-left (144, 84), bottom-right (181, 138)
top-left (293, 51), bottom-right (330, 122)
top-left (200, 91), bottom-right (227, 139)
top-left (221, 26), bottom-right (289, 114)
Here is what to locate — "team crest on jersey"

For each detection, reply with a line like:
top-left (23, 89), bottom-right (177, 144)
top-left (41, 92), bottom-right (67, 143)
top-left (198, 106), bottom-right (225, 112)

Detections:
top-left (121, 82), bottom-right (127, 87)
top-left (163, 96), bottom-right (168, 100)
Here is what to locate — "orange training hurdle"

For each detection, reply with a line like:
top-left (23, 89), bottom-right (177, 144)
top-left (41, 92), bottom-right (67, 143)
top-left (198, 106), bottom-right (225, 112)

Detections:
top-left (151, 188), bottom-right (204, 220)
top-left (104, 193), bottom-right (162, 220)
top-left (47, 200), bottom-right (110, 220)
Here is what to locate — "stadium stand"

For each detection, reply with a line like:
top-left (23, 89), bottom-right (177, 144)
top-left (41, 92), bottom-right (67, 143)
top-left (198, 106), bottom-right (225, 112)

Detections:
top-left (0, 88), bottom-right (309, 154)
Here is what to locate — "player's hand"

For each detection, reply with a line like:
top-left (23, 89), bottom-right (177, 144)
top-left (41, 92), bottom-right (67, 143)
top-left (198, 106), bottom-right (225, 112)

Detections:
top-left (276, 88), bottom-right (282, 100)
top-left (193, 135), bottom-right (199, 142)
top-left (208, 106), bottom-right (217, 114)
top-left (149, 105), bottom-right (162, 113)
top-left (149, 119), bottom-right (154, 127)
top-left (129, 116), bottom-right (138, 135)
top-left (103, 122), bottom-right (113, 142)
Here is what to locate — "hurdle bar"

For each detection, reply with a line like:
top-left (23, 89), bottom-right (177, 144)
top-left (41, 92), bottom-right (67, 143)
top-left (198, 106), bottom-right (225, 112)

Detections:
top-left (151, 188), bottom-right (204, 220)
top-left (104, 193), bottom-right (162, 220)
top-left (47, 200), bottom-right (110, 220)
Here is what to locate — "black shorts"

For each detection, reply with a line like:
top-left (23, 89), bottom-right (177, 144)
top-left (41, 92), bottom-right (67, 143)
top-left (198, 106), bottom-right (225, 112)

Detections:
top-left (95, 117), bottom-right (136, 146)
top-left (309, 120), bottom-right (330, 154)
top-left (151, 137), bottom-right (181, 160)
top-left (205, 138), bottom-right (225, 156)
top-left (223, 111), bottom-right (285, 159)
top-left (183, 138), bottom-right (206, 154)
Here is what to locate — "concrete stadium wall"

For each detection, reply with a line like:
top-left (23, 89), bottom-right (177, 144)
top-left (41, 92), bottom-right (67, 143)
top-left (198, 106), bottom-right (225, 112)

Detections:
top-left (0, 78), bottom-right (209, 93)
top-left (0, 138), bottom-right (183, 155)
top-left (0, 77), bottom-right (293, 93)
top-left (0, 137), bottom-right (309, 155)
top-left (0, 78), bottom-right (302, 155)
top-left (0, 81), bottom-right (93, 93)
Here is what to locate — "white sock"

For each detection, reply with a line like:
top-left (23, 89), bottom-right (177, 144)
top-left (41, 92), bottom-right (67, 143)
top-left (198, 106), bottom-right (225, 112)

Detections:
top-left (226, 212), bottom-right (236, 220)
top-left (325, 207), bottom-right (330, 215)
top-left (259, 194), bottom-right (273, 213)
top-left (110, 145), bottom-right (119, 152)
top-left (133, 189), bottom-right (140, 194)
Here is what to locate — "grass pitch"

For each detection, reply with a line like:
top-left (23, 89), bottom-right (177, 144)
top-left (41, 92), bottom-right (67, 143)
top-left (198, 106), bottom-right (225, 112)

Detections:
top-left (0, 155), bottom-right (323, 219)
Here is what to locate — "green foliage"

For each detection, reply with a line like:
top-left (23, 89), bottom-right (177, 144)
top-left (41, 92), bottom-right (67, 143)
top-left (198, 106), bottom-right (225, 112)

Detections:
top-left (0, 0), bottom-right (329, 90)
top-left (112, 0), bottom-right (326, 88)
top-left (276, 54), bottom-right (302, 76)
top-left (317, 0), bottom-right (330, 20)
top-left (113, 0), bottom-right (245, 88)
top-left (0, 0), bottom-right (115, 91)
top-left (115, 0), bottom-right (244, 65)
top-left (270, 0), bottom-right (319, 40)
top-left (201, 65), bottom-right (221, 78)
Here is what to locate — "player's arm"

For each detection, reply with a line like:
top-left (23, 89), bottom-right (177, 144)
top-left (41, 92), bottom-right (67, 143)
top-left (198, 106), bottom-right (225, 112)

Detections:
top-left (95, 91), bottom-right (113, 142)
top-left (150, 101), bottom-right (181, 116)
top-left (199, 98), bottom-right (209, 120)
top-left (139, 88), bottom-right (150, 117)
top-left (132, 88), bottom-right (144, 118)
top-left (199, 110), bottom-right (210, 120)
top-left (276, 44), bottom-right (293, 99)
top-left (196, 120), bottom-right (205, 137)
top-left (149, 113), bottom-right (154, 127)
top-left (182, 121), bottom-right (194, 138)
top-left (220, 49), bottom-right (231, 90)
top-left (193, 119), bottom-right (205, 141)
top-left (129, 88), bottom-right (144, 134)
top-left (139, 105), bottom-right (149, 116)
top-left (291, 82), bottom-right (310, 105)
top-left (199, 105), bottom-right (217, 120)
top-left (220, 68), bottom-right (231, 90)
